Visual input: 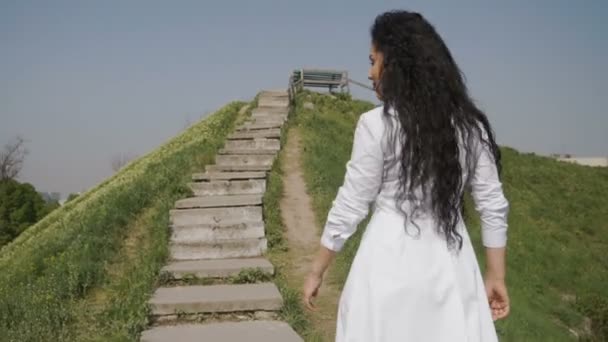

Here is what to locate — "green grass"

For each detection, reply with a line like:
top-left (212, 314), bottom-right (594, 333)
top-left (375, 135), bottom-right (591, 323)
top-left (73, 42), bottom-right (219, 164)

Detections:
top-left (294, 90), bottom-right (608, 341)
top-left (0, 102), bottom-right (244, 341)
top-left (74, 195), bottom-right (174, 341)
top-left (294, 91), bottom-right (375, 288)
top-left (262, 110), bottom-right (325, 341)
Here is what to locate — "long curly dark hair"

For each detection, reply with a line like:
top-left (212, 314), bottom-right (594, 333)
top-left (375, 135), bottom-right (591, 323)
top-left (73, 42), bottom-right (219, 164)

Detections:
top-left (371, 10), bottom-right (501, 249)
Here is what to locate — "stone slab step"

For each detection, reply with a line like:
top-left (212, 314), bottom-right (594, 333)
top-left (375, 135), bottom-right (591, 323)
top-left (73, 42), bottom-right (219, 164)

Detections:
top-left (141, 321), bottom-right (303, 342)
top-left (248, 115), bottom-right (287, 123)
top-left (170, 206), bottom-right (262, 227)
top-left (206, 154), bottom-right (276, 172)
top-left (170, 237), bottom-right (267, 260)
top-left (216, 154), bottom-right (275, 168)
top-left (259, 89), bottom-right (289, 97)
top-left (224, 138), bottom-right (280, 151)
top-left (205, 164), bottom-right (273, 172)
top-left (189, 179), bottom-right (266, 196)
top-left (219, 138), bottom-right (281, 155)
top-left (259, 91), bottom-right (288, 97)
top-left (171, 221), bottom-right (265, 245)
top-left (228, 129), bottom-right (282, 140)
top-left (192, 172), bottom-right (267, 182)
top-left (248, 117), bottom-right (287, 126)
top-left (251, 107), bottom-right (289, 116)
top-left (259, 94), bottom-right (288, 100)
top-left (218, 148), bottom-right (278, 155)
top-left (149, 283), bottom-right (282, 316)
top-left (251, 110), bottom-right (288, 116)
top-left (162, 257), bottom-right (274, 279)
top-left (174, 194), bottom-right (262, 209)
top-left (244, 119), bottom-right (286, 127)
top-left (258, 98), bottom-right (289, 108)
top-left (251, 103), bottom-right (291, 113)
top-left (237, 122), bottom-right (283, 131)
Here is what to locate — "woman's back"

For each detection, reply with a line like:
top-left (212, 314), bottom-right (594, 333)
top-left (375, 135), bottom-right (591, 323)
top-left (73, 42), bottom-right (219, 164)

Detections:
top-left (346, 106), bottom-right (504, 231)
top-left (318, 104), bottom-right (509, 341)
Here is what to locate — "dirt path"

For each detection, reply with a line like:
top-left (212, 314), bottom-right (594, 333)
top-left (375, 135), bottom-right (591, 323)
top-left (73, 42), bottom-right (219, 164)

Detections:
top-left (280, 127), bottom-right (341, 341)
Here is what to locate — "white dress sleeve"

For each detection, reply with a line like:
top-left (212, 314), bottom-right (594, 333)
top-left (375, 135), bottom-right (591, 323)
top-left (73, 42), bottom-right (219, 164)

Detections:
top-left (320, 112), bottom-right (385, 252)
top-left (469, 135), bottom-right (510, 248)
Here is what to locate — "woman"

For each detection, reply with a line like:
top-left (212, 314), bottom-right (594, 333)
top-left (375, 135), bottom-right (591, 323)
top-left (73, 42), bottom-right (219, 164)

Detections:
top-left (303, 10), bottom-right (510, 342)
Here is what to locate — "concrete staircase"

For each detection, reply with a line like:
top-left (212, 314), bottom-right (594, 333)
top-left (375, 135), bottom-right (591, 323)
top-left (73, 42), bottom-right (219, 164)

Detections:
top-left (141, 90), bottom-right (303, 342)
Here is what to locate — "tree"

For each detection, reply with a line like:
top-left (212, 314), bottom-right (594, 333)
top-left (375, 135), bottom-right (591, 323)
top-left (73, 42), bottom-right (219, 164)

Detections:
top-left (0, 179), bottom-right (47, 246)
top-left (66, 193), bottom-right (79, 203)
top-left (41, 200), bottom-right (60, 216)
top-left (0, 136), bottom-right (28, 180)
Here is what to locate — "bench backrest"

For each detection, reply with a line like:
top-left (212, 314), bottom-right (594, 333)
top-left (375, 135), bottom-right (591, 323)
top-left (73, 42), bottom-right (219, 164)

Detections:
top-left (292, 69), bottom-right (348, 87)
top-left (289, 68), bottom-right (351, 100)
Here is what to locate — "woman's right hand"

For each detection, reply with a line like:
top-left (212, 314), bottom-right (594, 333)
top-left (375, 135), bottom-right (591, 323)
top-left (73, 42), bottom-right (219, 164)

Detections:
top-left (303, 272), bottom-right (323, 311)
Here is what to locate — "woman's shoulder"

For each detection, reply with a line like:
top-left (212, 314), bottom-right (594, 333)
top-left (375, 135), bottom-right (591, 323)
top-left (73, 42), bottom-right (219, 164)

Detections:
top-left (358, 105), bottom-right (394, 135)
top-left (358, 105), bottom-right (386, 128)
top-left (359, 105), bottom-right (385, 120)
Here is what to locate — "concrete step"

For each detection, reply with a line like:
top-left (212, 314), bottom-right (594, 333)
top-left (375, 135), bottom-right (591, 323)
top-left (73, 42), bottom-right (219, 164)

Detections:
top-left (258, 98), bottom-right (289, 108)
top-left (251, 107), bottom-right (289, 116)
top-left (162, 257), bottom-right (274, 279)
top-left (141, 321), bottom-right (303, 342)
top-left (189, 179), bottom-right (266, 196)
top-left (228, 129), bottom-right (282, 140)
top-left (251, 109), bottom-right (288, 116)
top-left (149, 283), bottom-right (282, 316)
top-left (174, 194), bottom-right (262, 209)
top-left (218, 148), bottom-right (278, 156)
top-left (259, 89), bottom-right (289, 98)
top-left (171, 221), bottom-right (265, 243)
top-left (216, 154), bottom-right (275, 168)
top-left (170, 206), bottom-right (262, 227)
top-left (224, 138), bottom-right (281, 151)
top-left (237, 122), bottom-right (283, 131)
top-left (219, 138), bottom-right (281, 154)
top-left (244, 119), bottom-right (286, 127)
top-left (248, 117), bottom-right (287, 126)
top-left (170, 237), bottom-right (267, 260)
top-left (251, 104), bottom-right (291, 114)
top-left (206, 155), bottom-right (275, 173)
top-left (248, 115), bottom-right (287, 123)
top-left (192, 172), bottom-right (267, 182)
top-left (206, 164), bottom-right (273, 172)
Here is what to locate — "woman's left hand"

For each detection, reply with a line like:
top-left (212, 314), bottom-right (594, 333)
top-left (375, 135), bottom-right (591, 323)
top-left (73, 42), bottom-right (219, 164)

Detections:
top-left (484, 277), bottom-right (510, 321)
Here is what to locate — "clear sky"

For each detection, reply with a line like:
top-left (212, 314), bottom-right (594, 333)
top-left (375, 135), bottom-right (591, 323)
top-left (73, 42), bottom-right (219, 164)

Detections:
top-left (1, 0), bottom-right (606, 197)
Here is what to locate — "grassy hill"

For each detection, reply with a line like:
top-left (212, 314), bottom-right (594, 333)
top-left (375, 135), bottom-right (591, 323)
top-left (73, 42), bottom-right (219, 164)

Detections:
top-left (0, 101), bottom-right (247, 341)
top-left (293, 90), bottom-right (608, 341)
top-left (1, 89), bottom-right (605, 341)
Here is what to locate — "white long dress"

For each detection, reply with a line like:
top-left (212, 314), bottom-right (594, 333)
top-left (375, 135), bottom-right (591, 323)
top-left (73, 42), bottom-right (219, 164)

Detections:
top-left (320, 106), bottom-right (509, 342)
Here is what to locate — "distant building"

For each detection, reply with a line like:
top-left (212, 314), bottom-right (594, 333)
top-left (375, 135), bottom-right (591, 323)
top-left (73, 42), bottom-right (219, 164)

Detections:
top-left (553, 154), bottom-right (608, 167)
